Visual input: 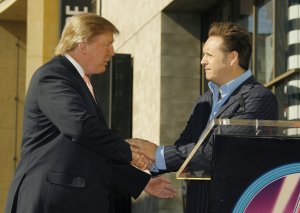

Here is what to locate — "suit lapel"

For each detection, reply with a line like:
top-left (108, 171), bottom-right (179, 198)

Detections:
top-left (59, 56), bottom-right (98, 104)
top-left (214, 76), bottom-right (256, 118)
top-left (58, 56), bottom-right (108, 125)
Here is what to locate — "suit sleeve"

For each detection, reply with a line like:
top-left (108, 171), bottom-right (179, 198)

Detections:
top-left (156, 94), bottom-right (211, 173)
top-left (111, 162), bottom-right (151, 199)
top-left (37, 68), bottom-right (131, 163)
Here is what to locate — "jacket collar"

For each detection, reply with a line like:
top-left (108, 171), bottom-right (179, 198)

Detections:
top-left (57, 56), bottom-right (107, 124)
top-left (214, 76), bottom-right (257, 118)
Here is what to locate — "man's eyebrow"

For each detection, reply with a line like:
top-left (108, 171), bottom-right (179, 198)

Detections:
top-left (203, 50), bottom-right (212, 55)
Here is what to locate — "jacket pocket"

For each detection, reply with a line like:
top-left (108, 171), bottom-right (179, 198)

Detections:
top-left (46, 171), bottom-right (85, 188)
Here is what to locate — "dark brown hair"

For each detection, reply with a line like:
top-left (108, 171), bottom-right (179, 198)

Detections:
top-left (208, 22), bottom-right (252, 70)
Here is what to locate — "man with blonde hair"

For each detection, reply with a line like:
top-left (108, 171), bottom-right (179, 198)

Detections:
top-left (5, 13), bottom-right (176, 213)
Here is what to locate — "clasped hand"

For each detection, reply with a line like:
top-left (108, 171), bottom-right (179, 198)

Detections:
top-left (126, 138), bottom-right (158, 170)
top-left (126, 138), bottom-right (177, 199)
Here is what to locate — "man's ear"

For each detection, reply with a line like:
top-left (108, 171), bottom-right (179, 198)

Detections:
top-left (77, 42), bottom-right (88, 55)
top-left (229, 51), bottom-right (239, 66)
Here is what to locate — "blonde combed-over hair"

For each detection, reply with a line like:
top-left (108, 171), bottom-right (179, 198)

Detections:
top-left (55, 13), bottom-right (119, 55)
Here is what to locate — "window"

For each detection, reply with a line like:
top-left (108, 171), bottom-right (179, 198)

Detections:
top-left (255, 0), bottom-right (274, 84)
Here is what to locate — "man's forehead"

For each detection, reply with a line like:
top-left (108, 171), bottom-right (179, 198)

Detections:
top-left (92, 31), bottom-right (114, 42)
top-left (203, 36), bottom-right (224, 51)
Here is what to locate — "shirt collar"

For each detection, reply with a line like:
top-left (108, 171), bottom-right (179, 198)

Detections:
top-left (64, 54), bottom-right (85, 78)
top-left (209, 69), bottom-right (252, 102)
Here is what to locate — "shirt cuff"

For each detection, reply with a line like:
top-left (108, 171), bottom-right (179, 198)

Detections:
top-left (149, 146), bottom-right (167, 172)
top-left (155, 146), bottom-right (167, 170)
top-left (149, 163), bottom-right (159, 173)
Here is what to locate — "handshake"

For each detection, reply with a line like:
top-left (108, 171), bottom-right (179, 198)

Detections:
top-left (126, 138), bottom-right (177, 199)
top-left (126, 138), bottom-right (157, 170)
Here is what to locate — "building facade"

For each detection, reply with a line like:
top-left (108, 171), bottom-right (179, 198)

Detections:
top-left (0, 0), bottom-right (299, 212)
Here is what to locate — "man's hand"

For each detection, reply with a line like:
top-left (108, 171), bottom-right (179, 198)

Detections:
top-left (131, 152), bottom-right (152, 170)
top-left (144, 176), bottom-right (177, 198)
top-left (127, 138), bottom-right (157, 161)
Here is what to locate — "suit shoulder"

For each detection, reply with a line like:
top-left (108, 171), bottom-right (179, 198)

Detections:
top-left (39, 57), bottom-right (69, 74)
top-left (32, 56), bottom-right (73, 80)
top-left (246, 83), bottom-right (278, 106)
top-left (195, 90), bottom-right (212, 103)
top-left (251, 83), bottom-right (275, 96)
top-left (192, 91), bottom-right (212, 115)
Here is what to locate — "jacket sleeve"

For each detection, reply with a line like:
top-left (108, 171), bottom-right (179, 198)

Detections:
top-left (156, 94), bottom-right (212, 173)
top-left (111, 162), bottom-right (151, 198)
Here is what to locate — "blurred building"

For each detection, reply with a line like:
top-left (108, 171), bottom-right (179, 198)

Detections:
top-left (0, 0), bottom-right (299, 212)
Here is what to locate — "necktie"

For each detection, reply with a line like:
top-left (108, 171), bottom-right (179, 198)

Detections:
top-left (83, 74), bottom-right (96, 100)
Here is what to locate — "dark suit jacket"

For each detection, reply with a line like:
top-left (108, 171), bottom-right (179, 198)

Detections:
top-left (162, 76), bottom-right (278, 213)
top-left (5, 56), bottom-right (150, 213)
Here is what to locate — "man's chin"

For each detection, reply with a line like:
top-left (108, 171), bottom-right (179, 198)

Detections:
top-left (94, 68), bottom-right (106, 75)
top-left (205, 75), bottom-right (211, 81)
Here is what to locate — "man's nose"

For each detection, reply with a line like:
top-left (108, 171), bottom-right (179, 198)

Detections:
top-left (110, 46), bottom-right (115, 57)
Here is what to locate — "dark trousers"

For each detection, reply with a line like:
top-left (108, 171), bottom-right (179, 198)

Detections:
top-left (185, 181), bottom-right (211, 213)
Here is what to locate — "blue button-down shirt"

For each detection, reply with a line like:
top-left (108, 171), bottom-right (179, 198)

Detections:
top-left (152, 70), bottom-right (252, 171)
top-left (208, 69), bottom-right (252, 121)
